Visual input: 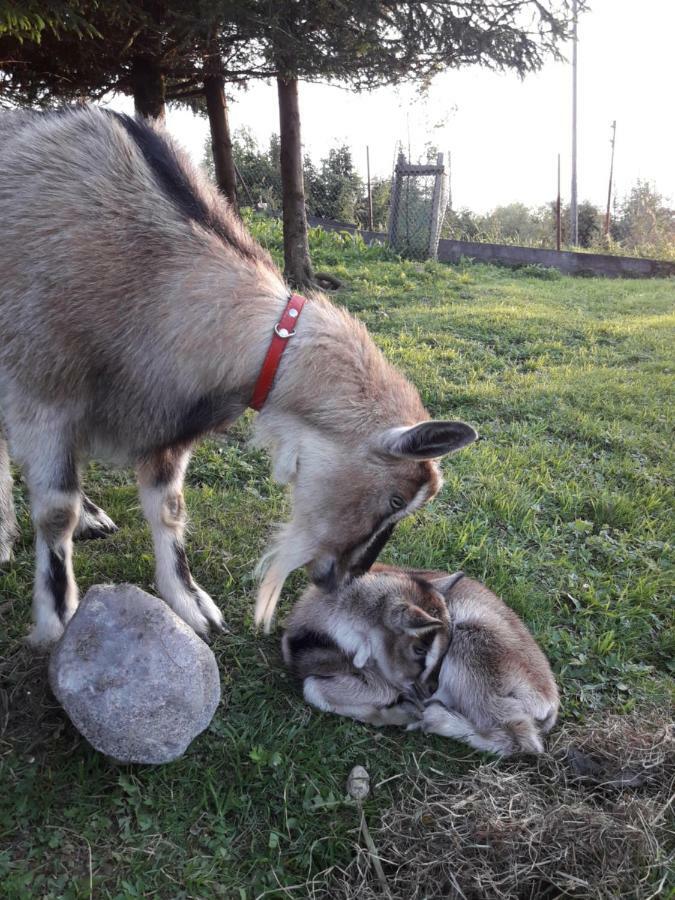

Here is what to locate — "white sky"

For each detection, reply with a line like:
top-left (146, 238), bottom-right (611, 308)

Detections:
top-left (110, 0), bottom-right (674, 213)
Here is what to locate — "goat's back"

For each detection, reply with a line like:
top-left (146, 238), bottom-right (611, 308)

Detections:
top-left (0, 107), bottom-right (283, 456)
top-left (438, 576), bottom-right (559, 732)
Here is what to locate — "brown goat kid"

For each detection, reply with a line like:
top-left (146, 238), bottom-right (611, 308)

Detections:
top-left (0, 108), bottom-right (477, 646)
top-left (284, 565), bottom-right (559, 755)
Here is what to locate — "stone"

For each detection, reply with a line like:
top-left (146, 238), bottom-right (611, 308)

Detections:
top-left (49, 584), bottom-right (221, 764)
top-left (346, 764), bottom-right (370, 801)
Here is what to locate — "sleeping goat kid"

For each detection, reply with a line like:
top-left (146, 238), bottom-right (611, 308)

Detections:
top-left (0, 108), bottom-right (477, 646)
top-left (283, 566), bottom-right (559, 754)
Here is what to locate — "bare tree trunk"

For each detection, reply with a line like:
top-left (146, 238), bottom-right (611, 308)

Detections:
top-left (277, 74), bottom-right (314, 289)
top-left (130, 54), bottom-right (166, 120)
top-left (204, 74), bottom-right (238, 211)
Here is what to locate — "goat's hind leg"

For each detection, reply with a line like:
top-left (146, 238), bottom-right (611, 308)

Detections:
top-left (422, 701), bottom-right (521, 755)
top-left (303, 673), bottom-right (420, 727)
top-left (137, 448), bottom-right (225, 638)
top-left (0, 435), bottom-right (18, 564)
top-left (74, 491), bottom-right (118, 540)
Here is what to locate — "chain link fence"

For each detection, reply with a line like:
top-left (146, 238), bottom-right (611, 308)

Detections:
top-left (387, 152), bottom-right (449, 259)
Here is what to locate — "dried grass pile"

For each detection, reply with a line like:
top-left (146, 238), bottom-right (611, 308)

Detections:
top-left (322, 713), bottom-right (674, 900)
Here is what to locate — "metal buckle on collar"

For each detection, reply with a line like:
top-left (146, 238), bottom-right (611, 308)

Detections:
top-left (274, 324), bottom-right (296, 339)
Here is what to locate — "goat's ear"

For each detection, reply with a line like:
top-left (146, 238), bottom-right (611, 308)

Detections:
top-left (403, 605), bottom-right (445, 635)
top-left (389, 603), bottom-right (444, 635)
top-left (428, 572), bottom-right (466, 599)
top-left (379, 421), bottom-right (477, 460)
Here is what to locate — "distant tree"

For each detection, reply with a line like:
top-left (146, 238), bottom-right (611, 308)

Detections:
top-left (540, 199), bottom-right (600, 248)
top-left (576, 200), bottom-right (601, 248)
top-left (230, 129), bottom-right (282, 210)
top-left (444, 207), bottom-right (481, 241)
top-left (309, 145), bottom-right (363, 223)
top-left (365, 178), bottom-right (392, 232)
top-left (484, 203), bottom-right (538, 243)
top-left (611, 180), bottom-right (674, 255)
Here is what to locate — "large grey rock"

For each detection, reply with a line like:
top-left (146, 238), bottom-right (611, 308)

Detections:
top-left (49, 584), bottom-right (221, 764)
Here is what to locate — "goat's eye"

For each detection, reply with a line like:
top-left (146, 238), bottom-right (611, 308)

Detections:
top-left (413, 645), bottom-right (427, 657)
top-left (390, 494), bottom-right (406, 510)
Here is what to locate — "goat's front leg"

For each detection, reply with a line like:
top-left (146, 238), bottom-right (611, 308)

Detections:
top-left (137, 448), bottom-right (225, 639)
top-left (24, 455), bottom-right (81, 647)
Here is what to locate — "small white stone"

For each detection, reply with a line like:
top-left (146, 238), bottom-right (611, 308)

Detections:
top-left (289, 308), bottom-right (299, 318)
top-left (278, 327), bottom-right (289, 338)
top-left (346, 764), bottom-right (370, 801)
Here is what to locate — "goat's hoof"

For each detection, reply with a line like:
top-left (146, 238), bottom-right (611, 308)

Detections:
top-left (74, 502), bottom-right (118, 541)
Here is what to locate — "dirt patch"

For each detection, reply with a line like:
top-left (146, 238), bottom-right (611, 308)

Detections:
top-left (0, 643), bottom-right (78, 763)
top-left (318, 712), bottom-right (674, 899)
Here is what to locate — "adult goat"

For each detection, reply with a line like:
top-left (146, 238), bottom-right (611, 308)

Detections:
top-left (0, 108), bottom-right (477, 645)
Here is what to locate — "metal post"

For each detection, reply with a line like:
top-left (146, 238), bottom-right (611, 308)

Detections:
top-left (387, 151), bottom-right (405, 247)
top-left (604, 120), bottom-right (616, 237)
top-left (570, 0), bottom-right (579, 245)
top-left (428, 153), bottom-right (444, 259)
top-left (447, 150), bottom-right (452, 211)
top-left (366, 145), bottom-right (373, 231)
top-left (556, 153), bottom-right (561, 251)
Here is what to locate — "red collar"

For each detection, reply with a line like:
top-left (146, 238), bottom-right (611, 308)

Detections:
top-left (249, 293), bottom-right (307, 411)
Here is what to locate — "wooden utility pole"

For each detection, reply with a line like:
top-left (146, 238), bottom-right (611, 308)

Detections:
top-left (570, 0), bottom-right (579, 245)
top-left (556, 153), bottom-right (562, 251)
top-left (366, 145), bottom-right (373, 230)
top-left (604, 120), bottom-right (617, 237)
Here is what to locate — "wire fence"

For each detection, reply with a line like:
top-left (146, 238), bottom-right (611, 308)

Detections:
top-left (388, 152), bottom-right (449, 259)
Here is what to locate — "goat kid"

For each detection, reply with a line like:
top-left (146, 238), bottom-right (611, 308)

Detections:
top-left (283, 565), bottom-right (559, 755)
top-left (0, 107), bottom-right (477, 646)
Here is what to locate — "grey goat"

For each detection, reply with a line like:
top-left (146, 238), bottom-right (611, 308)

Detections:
top-left (0, 107), bottom-right (477, 646)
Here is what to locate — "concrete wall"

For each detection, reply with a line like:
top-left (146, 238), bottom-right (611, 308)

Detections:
top-left (306, 216), bottom-right (675, 279)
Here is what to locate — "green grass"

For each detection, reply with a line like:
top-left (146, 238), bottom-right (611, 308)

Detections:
top-left (1, 226), bottom-right (673, 898)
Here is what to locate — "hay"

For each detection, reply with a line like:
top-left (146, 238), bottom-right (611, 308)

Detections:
top-left (317, 712), bottom-right (675, 900)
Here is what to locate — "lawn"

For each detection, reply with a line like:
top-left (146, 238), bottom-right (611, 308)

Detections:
top-left (1, 225), bottom-right (673, 898)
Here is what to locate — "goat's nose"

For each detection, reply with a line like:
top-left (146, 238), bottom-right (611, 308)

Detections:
top-left (308, 555), bottom-right (338, 592)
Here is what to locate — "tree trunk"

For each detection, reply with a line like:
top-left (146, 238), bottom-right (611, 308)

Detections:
top-left (130, 54), bottom-right (166, 120)
top-left (277, 74), bottom-right (314, 288)
top-left (204, 73), bottom-right (239, 211)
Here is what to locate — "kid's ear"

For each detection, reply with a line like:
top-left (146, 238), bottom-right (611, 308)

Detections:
top-left (428, 571), bottom-right (465, 599)
top-left (389, 603), bottom-right (444, 635)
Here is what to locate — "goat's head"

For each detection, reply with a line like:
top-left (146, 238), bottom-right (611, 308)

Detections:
top-left (254, 419), bottom-right (477, 630)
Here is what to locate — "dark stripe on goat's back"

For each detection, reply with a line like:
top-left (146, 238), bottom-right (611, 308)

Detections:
top-left (109, 112), bottom-right (264, 265)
